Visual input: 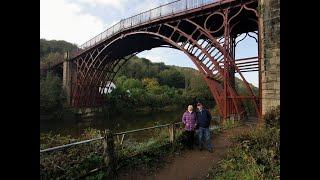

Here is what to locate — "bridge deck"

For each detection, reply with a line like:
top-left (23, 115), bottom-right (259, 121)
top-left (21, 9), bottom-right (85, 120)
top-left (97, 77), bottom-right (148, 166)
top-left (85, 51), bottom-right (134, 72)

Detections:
top-left (72, 0), bottom-right (257, 59)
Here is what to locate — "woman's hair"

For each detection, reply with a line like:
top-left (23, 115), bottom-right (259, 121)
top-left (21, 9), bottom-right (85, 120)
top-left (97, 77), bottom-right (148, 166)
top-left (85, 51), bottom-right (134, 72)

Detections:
top-left (187, 105), bottom-right (193, 110)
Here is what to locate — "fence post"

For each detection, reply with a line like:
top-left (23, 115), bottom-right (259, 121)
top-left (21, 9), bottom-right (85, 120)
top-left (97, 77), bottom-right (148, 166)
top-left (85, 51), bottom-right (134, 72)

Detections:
top-left (220, 116), bottom-right (226, 129)
top-left (230, 115), bottom-right (235, 125)
top-left (169, 123), bottom-right (175, 143)
top-left (103, 130), bottom-right (117, 176)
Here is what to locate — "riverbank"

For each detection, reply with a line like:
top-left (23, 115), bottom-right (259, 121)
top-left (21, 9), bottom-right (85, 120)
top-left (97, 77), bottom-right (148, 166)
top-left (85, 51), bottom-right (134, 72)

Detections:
top-left (40, 126), bottom-right (187, 179)
top-left (40, 118), bottom-right (277, 180)
top-left (40, 105), bottom-right (218, 138)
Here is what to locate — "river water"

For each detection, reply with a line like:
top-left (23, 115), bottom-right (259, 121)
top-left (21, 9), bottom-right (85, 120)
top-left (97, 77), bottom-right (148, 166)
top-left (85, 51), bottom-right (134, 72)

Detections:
top-left (40, 107), bottom-right (192, 138)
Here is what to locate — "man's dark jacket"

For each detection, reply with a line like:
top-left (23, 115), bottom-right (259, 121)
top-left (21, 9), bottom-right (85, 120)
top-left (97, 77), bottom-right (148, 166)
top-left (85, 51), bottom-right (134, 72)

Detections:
top-left (196, 109), bottom-right (212, 128)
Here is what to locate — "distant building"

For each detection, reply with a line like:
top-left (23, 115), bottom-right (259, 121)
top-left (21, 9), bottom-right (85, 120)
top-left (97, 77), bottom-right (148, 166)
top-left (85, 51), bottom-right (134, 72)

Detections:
top-left (99, 81), bottom-right (116, 94)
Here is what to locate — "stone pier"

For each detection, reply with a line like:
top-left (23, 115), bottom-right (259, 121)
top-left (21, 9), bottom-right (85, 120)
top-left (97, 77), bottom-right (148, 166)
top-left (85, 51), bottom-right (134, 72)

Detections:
top-left (259, 0), bottom-right (280, 117)
top-left (62, 52), bottom-right (75, 105)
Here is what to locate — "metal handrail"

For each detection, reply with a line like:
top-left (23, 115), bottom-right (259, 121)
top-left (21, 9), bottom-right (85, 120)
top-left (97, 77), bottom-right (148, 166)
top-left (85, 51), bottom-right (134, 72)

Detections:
top-left (115, 122), bottom-right (182, 135)
top-left (40, 122), bottom-right (183, 153)
top-left (40, 119), bottom-right (222, 154)
top-left (76, 0), bottom-right (222, 54)
top-left (40, 137), bottom-right (104, 153)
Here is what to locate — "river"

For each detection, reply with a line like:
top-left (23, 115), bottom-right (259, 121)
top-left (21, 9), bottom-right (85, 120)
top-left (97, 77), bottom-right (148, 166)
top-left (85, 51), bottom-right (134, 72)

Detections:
top-left (40, 107), bottom-right (193, 138)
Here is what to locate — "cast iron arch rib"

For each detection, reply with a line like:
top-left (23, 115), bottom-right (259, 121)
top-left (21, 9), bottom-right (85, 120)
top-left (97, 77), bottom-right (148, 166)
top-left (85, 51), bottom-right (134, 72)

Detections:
top-left (69, 1), bottom-right (260, 119)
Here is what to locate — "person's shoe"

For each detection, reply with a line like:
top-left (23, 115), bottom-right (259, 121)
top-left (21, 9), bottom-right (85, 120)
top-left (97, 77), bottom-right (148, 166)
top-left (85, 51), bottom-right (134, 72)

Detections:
top-left (208, 148), bottom-right (213, 153)
top-left (199, 146), bottom-right (203, 151)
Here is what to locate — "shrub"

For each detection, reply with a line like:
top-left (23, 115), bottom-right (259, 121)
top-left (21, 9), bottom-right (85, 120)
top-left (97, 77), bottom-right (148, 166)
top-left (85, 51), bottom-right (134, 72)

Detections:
top-left (208, 123), bottom-right (280, 179)
top-left (209, 106), bottom-right (281, 179)
top-left (41, 127), bottom-right (188, 179)
top-left (264, 105), bottom-right (280, 128)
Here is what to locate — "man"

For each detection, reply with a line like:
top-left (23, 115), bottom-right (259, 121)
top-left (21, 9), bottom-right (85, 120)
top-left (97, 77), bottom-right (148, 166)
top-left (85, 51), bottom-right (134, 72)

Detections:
top-left (196, 102), bottom-right (213, 152)
top-left (182, 105), bottom-right (197, 149)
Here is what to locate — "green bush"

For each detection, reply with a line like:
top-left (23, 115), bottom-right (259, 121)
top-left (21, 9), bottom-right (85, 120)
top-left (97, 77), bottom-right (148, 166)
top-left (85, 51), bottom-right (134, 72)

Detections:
top-left (40, 128), bottom-right (104, 179)
top-left (223, 119), bottom-right (242, 130)
top-left (208, 124), bottom-right (280, 179)
top-left (40, 72), bottom-right (76, 121)
top-left (41, 127), bottom-right (188, 179)
top-left (264, 105), bottom-right (280, 128)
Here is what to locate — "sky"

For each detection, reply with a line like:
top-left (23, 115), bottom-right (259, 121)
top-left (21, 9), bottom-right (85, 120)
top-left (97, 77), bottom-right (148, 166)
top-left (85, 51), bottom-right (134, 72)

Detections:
top-left (40, 0), bottom-right (258, 87)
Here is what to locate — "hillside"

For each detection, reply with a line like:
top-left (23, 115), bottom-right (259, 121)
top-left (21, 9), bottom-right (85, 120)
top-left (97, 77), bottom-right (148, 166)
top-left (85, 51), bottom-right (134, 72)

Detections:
top-left (40, 39), bottom-right (78, 61)
top-left (117, 56), bottom-right (258, 94)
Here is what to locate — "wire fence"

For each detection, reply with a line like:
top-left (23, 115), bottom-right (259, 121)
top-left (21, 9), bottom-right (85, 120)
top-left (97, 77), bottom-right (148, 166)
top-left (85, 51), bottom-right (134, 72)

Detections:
top-left (40, 118), bottom-right (221, 179)
top-left (40, 118), bottom-right (221, 153)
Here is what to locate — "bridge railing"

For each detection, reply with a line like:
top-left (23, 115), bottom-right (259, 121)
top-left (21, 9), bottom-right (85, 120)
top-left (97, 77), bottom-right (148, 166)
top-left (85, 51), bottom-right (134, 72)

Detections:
top-left (76, 0), bottom-right (222, 55)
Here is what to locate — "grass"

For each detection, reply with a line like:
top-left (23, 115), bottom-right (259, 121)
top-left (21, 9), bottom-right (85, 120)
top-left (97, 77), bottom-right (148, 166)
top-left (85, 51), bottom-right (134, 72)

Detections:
top-left (40, 126), bottom-right (187, 179)
top-left (40, 118), bottom-right (260, 179)
top-left (209, 106), bottom-right (280, 179)
top-left (208, 125), bottom-right (280, 179)
top-left (40, 128), bottom-right (105, 179)
top-left (222, 119), bottom-right (242, 130)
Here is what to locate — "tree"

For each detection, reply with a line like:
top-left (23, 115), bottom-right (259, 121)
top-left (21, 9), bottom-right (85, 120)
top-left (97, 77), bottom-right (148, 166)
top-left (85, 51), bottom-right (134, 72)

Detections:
top-left (158, 68), bottom-right (185, 88)
top-left (115, 75), bottom-right (128, 88)
top-left (186, 72), bottom-right (212, 100)
top-left (130, 88), bottom-right (147, 107)
top-left (142, 78), bottom-right (163, 94)
top-left (118, 56), bottom-right (148, 79)
top-left (40, 39), bottom-right (77, 61)
top-left (40, 73), bottom-right (66, 113)
top-left (41, 52), bottom-right (61, 67)
top-left (122, 78), bottom-right (143, 90)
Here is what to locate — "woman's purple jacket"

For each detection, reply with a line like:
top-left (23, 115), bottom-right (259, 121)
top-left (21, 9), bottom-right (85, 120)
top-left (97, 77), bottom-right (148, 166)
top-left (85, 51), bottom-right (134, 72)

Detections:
top-left (182, 111), bottom-right (197, 131)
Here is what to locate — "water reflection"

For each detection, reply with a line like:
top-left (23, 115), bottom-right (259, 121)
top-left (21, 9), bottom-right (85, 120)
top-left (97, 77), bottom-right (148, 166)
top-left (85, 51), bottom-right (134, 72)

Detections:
top-left (40, 108), bottom-right (186, 138)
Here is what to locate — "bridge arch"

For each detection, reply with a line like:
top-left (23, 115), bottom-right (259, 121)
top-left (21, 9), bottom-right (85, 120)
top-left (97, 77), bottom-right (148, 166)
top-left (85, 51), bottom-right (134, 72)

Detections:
top-left (70, 2), bottom-right (260, 120)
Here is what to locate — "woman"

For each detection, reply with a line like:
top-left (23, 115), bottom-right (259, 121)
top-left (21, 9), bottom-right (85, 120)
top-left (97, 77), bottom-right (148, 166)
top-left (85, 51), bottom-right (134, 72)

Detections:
top-left (182, 105), bottom-right (197, 149)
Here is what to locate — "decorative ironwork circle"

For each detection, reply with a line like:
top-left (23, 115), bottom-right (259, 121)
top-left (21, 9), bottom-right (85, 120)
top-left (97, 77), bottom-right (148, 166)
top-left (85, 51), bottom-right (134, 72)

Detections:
top-left (204, 12), bottom-right (225, 33)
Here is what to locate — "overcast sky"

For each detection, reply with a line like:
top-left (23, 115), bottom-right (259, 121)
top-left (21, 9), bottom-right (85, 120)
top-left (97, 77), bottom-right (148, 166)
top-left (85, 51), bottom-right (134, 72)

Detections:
top-left (40, 0), bottom-right (258, 87)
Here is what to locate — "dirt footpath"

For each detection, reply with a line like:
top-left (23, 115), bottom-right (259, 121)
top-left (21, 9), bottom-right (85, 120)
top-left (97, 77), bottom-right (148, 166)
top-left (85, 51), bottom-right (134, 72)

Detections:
top-left (116, 124), bottom-right (255, 180)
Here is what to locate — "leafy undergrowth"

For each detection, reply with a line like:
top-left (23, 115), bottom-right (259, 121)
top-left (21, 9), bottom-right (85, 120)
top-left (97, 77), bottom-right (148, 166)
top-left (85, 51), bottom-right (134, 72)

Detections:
top-left (40, 126), bottom-right (188, 179)
top-left (40, 128), bottom-right (104, 179)
top-left (223, 119), bottom-right (242, 130)
top-left (87, 128), bottom-right (188, 179)
top-left (208, 124), bottom-right (280, 179)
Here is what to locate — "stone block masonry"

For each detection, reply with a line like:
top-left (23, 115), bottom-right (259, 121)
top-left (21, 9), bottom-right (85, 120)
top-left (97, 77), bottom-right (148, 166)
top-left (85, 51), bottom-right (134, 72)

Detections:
top-left (259, 0), bottom-right (280, 116)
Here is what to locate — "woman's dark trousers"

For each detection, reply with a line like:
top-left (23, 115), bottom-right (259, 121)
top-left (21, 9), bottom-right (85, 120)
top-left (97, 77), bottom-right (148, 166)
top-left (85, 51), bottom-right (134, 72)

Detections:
top-left (185, 130), bottom-right (195, 149)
